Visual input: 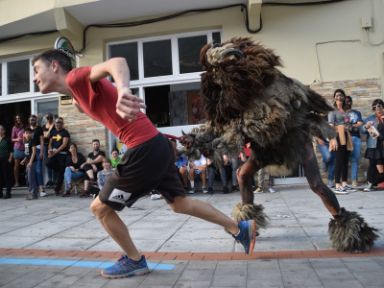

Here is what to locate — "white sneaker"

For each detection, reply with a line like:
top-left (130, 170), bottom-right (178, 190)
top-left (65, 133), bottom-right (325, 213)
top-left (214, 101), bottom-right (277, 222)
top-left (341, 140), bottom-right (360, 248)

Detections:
top-left (363, 183), bottom-right (373, 192)
top-left (202, 187), bottom-right (209, 194)
top-left (268, 187), bottom-right (277, 193)
top-left (327, 181), bottom-right (335, 188)
top-left (150, 194), bottom-right (162, 200)
top-left (253, 187), bottom-right (263, 194)
top-left (188, 189), bottom-right (195, 194)
top-left (334, 187), bottom-right (349, 195)
top-left (40, 191), bottom-right (48, 197)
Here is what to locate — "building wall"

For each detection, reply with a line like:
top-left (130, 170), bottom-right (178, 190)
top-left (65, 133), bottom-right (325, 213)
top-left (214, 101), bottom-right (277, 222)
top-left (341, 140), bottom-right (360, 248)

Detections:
top-left (1, 0), bottom-right (384, 160)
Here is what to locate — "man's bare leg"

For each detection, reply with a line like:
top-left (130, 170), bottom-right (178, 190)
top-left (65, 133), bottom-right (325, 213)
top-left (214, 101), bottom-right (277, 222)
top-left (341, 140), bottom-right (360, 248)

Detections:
top-left (90, 197), bottom-right (141, 261)
top-left (168, 196), bottom-right (239, 235)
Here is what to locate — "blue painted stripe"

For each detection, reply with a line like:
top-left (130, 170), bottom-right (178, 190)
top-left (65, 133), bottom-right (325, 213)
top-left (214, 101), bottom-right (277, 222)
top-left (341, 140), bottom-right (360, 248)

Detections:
top-left (0, 257), bottom-right (174, 271)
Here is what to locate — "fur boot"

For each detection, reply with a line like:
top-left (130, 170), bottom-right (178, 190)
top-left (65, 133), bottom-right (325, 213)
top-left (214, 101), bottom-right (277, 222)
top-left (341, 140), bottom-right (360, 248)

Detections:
top-left (328, 207), bottom-right (379, 252)
top-left (232, 203), bottom-right (268, 229)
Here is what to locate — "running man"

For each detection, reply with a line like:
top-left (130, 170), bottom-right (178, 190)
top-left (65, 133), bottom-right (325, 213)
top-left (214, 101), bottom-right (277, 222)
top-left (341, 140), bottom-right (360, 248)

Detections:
top-left (32, 49), bottom-right (257, 279)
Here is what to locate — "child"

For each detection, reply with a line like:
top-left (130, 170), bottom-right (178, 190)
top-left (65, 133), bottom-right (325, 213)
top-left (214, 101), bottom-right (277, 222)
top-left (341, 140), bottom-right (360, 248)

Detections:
top-left (97, 159), bottom-right (113, 190)
top-left (110, 149), bottom-right (121, 169)
top-left (21, 128), bottom-right (38, 200)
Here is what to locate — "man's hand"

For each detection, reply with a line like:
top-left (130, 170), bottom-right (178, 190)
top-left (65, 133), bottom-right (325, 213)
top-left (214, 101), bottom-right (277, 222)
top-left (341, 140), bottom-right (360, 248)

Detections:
top-left (116, 87), bottom-right (146, 121)
top-left (179, 134), bottom-right (194, 149)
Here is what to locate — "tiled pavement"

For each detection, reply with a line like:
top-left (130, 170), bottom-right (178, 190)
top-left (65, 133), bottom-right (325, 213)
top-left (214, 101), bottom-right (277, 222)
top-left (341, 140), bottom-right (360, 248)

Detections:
top-left (0, 185), bottom-right (383, 287)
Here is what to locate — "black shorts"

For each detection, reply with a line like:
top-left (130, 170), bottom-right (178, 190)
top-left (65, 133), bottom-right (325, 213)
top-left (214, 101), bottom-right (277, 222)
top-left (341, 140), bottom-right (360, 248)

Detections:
top-left (99, 133), bottom-right (186, 211)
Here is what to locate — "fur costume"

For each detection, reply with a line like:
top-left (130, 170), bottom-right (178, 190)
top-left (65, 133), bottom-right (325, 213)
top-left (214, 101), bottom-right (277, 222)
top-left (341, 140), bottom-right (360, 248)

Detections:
top-left (182, 37), bottom-right (378, 252)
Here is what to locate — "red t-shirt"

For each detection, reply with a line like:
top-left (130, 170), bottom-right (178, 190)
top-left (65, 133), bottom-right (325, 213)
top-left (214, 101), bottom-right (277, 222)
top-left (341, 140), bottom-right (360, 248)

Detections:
top-left (66, 67), bottom-right (159, 148)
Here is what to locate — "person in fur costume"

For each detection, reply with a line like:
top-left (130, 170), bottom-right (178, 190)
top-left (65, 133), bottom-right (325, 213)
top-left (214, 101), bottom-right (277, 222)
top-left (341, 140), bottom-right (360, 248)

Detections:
top-left (180, 37), bottom-right (378, 252)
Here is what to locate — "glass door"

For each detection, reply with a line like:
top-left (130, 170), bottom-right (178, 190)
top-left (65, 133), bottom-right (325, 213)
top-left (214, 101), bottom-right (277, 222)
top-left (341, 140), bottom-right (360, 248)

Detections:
top-left (33, 98), bottom-right (59, 125)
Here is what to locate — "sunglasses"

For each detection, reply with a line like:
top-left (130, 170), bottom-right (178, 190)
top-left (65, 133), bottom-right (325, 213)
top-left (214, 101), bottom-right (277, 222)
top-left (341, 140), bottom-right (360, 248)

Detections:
top-left (372, 103), bottom-right (384, 110)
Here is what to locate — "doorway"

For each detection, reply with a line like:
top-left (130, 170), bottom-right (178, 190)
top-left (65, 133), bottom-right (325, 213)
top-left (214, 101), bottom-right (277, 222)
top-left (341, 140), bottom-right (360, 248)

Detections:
top-left (0, 101), bottom-right (31, 137)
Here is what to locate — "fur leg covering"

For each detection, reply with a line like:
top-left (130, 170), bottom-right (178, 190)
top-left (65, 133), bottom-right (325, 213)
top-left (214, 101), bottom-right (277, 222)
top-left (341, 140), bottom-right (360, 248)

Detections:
top-left (232, 203), bottom-right (268, 229)
top-left (328, 207), bottom-right (379, 252)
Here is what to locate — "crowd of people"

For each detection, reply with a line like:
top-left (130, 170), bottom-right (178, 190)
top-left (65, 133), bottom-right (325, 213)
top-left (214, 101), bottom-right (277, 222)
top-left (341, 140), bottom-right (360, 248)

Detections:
top-left (1, 88), bottom-right (384, 200)
top-left (316, 88), bottom-right (384, 194)
top-left (0, 113), bottom-right (121, 200)
top-left (150, 139), bottom-right (277, 200)
top-left (0, 111), bottom-right (279, 201)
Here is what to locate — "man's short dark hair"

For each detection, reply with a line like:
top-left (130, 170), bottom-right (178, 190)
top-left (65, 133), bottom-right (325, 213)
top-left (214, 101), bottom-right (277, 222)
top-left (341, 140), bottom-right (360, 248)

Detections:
top-left (92, 139), bottom-right (100, 143)
top-left (32, 49), bottom-right (73, 73)
top-left (24, 127), bottom-right (32, 133)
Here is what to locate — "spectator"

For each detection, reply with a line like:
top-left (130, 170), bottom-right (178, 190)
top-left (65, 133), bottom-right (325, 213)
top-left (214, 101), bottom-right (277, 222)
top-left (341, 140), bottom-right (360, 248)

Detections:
top-left (63, 143), bottom-right (86, 197)
top-left (21, 128), bottom-right (38, 200)
top-left (0, 125), bottom-right (13, 199)
top-left (219, 154), bottom-right (239, 194)
top-left (110, 148), bottom-right (121, 169)
top-left (42, 113), bottom-right (55, 188)
top-left (175, 151), bottom-right (189, 191)
top-left (253, 168), bottom-right (277, 193)
top-left (46, 117), bottom-right (70, 195)
top-left (80, 139), bottom-right (106, 197)
top-left (97, 158), bottom-right (113, 190)
top-left (314, 136), bottom-right (335, 188)
top-left (29, 114), bottom-right (46, 197)
top-left (362, 99), bottom-right (384, 192)
top-left (344, 96), bottom-right (364, 187)
top-left (188, 154), bottom-right (208, 193)
top-left (11, 114), bottom-right (25, 187)
top-left (328, 89), bottom-right (354, 195)
top-left (206, 157), bottom-right (216, 194)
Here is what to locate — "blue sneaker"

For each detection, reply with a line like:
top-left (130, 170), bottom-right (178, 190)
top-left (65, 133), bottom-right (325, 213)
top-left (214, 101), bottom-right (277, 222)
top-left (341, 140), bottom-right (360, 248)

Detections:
top-left (234, 220), bottom-right (257, 255)
top-left (101, 255), bottom-right (149, 279)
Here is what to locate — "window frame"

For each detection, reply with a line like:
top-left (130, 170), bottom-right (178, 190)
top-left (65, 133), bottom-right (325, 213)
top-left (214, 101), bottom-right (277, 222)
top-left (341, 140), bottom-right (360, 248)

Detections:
top-left (107, 30), bottom-right (220, 90)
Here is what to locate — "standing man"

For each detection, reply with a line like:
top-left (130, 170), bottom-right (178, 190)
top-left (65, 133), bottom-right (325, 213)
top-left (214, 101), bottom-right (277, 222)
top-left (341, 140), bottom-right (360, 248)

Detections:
top-left (46, 117), bottom-right (70, 195)
top-left (33, 49), bottom-right (256, 279)
top-left (345, 96), bottom-right (363, 187)
top-left (28, 114), bottom-right (46, 197)
top-left (0, 125), bottom-right (13, 199)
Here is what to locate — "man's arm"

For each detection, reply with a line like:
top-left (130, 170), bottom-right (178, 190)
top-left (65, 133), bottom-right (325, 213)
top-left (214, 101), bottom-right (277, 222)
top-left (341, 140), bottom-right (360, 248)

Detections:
top-left (53, 137), bottom-right (69, 155)
top-left (89, 57), bottom-right (146, 120)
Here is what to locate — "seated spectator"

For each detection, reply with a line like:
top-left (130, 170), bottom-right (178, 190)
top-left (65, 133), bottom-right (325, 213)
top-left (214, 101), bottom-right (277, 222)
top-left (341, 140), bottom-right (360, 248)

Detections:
top-left (110, 148), bottom-right (121, 169)
top-left (80, 139), bottom-right (105, 197)
top-left (188, 154), bottom-right (208, 193)
top-left (206, 157), bottom-right (216, 194)
top-left (175, 151), bottom-right (189, 191)
top-left (46, 117), bottom-right (70, 195)
top-left (63, 143), bottom-right (86, 197)
top-left (219, 154), bottom-right (239, 194)
top-left (21, 128), bottom-right (38, 200)
top-left (97, 158), bottom-right (113, 190)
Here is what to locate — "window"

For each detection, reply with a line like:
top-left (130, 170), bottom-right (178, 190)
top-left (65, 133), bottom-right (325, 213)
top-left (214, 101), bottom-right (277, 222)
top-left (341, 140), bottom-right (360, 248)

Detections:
top-left (0, 56), bottom-right (39, 98)
top-left (7, 59), bottom-right (30, 94)
top-left (109, 42), bottom-right (139, 80)
top-left (107, 30), bottom-right (220, 129)
top-left (35, 99), bottom-right (59, 126)
top-left (178, 35), bottom-right (207, 73)
top-left (143, 40), bottom-right (172, 77)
